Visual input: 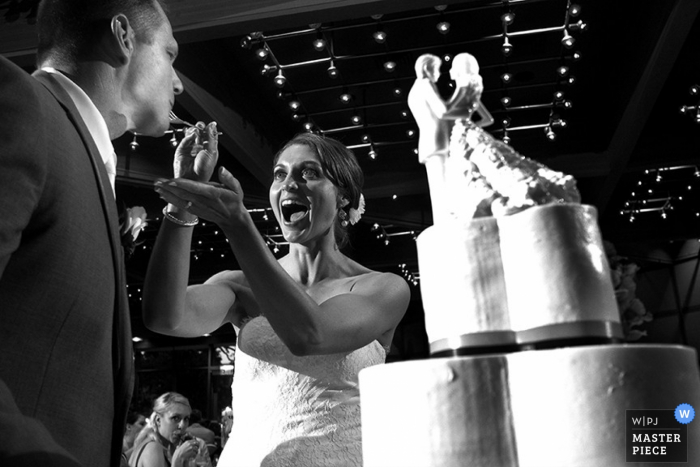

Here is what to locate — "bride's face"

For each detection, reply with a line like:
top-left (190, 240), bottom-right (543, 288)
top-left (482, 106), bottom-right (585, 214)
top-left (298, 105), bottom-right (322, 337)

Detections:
top-left (269, 144), bottom-right (339, 245)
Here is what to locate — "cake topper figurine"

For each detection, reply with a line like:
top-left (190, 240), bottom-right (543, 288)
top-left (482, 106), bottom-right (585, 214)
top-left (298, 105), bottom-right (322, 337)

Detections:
top-left (409, 52), bottom-right (581, 223)
top-left (408, 53), bottom-right (494, 224)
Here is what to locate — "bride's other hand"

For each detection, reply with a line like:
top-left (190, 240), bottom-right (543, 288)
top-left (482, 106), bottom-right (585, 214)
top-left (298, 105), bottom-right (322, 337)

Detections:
top-left (173, 121), bottom-right (219, 182)
top-left (155, 166), bottom-right (246, 229)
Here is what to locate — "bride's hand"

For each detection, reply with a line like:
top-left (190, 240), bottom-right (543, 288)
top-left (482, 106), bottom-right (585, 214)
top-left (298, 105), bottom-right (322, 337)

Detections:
top-left (155, 166), bottom-right (247, 230)
top-left (173, 121), bottom-right (219, 182)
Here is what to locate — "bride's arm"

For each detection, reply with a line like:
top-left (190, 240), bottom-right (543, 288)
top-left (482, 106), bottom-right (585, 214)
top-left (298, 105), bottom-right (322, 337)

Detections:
top-left (473, 98), bottom-right (494, 128)
top-left (143, 122), bottom-right (242, 337)
top-left (152, 169), bottom-right (410, 355)
top-left (142, 216), bottom-right (241, 337)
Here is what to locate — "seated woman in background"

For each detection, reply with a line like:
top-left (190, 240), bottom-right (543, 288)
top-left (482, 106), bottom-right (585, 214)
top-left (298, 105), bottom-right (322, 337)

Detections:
top-left (144, 127), bottom-right (410, 466)
top-left (121, 411), bottom-right (147, 466)
top-left (129, 392), bottom-right (211, 467)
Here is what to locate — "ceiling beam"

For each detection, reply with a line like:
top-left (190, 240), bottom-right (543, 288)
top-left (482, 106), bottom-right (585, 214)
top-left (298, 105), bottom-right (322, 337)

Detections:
top-left (0, 0), bottom-right (474, 65)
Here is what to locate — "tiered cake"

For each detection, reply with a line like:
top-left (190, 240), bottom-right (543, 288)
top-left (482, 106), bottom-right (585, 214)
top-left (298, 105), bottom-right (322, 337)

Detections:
top-left (359, 53), bottom-right (700, 466)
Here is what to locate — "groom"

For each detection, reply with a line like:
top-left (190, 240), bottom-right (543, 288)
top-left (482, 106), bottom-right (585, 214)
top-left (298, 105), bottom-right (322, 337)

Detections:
top-left (0, 1), bottom-right (182, 466)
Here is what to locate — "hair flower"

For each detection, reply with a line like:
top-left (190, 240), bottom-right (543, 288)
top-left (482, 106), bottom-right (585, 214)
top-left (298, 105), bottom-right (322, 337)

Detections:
top-left (349, 193), bottom-right (365, 225)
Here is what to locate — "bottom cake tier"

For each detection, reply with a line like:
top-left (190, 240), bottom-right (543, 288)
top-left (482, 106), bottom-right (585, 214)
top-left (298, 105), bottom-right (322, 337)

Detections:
top-left (359, 344), bottom-right (700, 467)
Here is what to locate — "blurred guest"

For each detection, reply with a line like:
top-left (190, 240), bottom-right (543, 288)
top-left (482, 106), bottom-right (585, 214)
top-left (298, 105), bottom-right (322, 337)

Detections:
top-left (0, 0), bottom-right (182, 466)
top-left (185, 409), bottom-right (217, 456)
top-left (129, 393), bottom-right (210, 467)
top-left (122, 412), bottom-right (148, 466)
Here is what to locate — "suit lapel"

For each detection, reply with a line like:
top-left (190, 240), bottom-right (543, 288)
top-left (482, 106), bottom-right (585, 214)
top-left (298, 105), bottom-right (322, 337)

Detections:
top-left (32, 70), bottom-right (134, 467)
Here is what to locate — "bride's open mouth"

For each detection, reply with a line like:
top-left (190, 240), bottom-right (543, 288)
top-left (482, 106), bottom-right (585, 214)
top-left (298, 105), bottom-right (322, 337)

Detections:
top-left (281, 199), bottom-right (309, 223)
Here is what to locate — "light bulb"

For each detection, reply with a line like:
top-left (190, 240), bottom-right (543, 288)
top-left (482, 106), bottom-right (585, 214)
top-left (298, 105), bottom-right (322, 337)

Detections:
top-left (373, 30), bottom-right (387, 43)
top-left (436, 21), bottom-right (450, 34)
top-left (313, 37), bottom-right (326, 51)
top-left (561, 31), bottom-right (575, 48)
top-left (327, 62), bottom-right (339, 79)
top-left (501, 37), bottom-right (513, 56)
top-left (273, 71), bottom-right (286, 88)
top-left (501, 12), bottom-right (515, 25)
top-left (545, 126), bottom-right (556, 141)
top-left (260, 64), bottom-right (277, 76)
top-left (255, 47), bottom-right (268, 60)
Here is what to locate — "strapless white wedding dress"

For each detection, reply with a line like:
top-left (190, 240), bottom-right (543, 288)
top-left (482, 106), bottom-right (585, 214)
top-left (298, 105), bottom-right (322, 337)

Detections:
top-left (217, 316), bottom-right (388, 467)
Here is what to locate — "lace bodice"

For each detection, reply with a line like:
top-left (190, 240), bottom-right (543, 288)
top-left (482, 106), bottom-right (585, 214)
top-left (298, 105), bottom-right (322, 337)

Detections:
top-left (218, 316), bottom-right (387, 467)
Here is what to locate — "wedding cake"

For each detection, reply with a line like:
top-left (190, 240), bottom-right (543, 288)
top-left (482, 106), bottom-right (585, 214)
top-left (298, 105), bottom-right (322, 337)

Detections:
top-left (359, 53), bottom-right (700, 466)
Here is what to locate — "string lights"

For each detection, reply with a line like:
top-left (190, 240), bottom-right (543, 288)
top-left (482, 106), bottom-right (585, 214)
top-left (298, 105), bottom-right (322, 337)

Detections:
top-left (240, 1), bottom-right (588, 162)
top-left (619, 165), bottom-right (700, 222)
top-left (372, 14), bottom-right (387, 44)
top-left (399, 263), bottom-right (420, 286)
top-left (491, 1), bottom-right (584, 144)
top-left (371, 223), bottom-right (418, 246)
top-left (500, 7), bottom-right (515, 57)
top-left (679, 84), bottom-right (700, 124)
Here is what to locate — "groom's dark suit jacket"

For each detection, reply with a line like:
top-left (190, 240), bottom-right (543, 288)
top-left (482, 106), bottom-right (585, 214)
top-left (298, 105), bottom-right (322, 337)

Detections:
top-left (0, 55), bottom-right (133, 467)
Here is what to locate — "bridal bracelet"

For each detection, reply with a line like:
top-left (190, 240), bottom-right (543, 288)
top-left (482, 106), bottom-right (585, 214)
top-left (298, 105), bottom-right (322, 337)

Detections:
top-left (162, 206), bottom-right (199, 227)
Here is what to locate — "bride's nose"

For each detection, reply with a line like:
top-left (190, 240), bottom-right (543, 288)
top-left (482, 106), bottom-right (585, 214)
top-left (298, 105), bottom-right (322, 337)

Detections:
top-left (282, 179), bottom-right (299, 191)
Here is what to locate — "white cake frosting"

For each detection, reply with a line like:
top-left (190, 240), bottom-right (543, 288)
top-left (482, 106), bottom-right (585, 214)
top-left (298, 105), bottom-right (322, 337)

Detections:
top-left (418, 203), bottom-right (622, 354)
top-left (417, 216), bottom-right (514, 352)
top-left (360, 345), bottom-right (700, 467)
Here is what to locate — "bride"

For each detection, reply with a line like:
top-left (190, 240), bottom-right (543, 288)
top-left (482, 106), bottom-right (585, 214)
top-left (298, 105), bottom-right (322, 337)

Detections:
top-left (143, 124), bottom-right (410, 466)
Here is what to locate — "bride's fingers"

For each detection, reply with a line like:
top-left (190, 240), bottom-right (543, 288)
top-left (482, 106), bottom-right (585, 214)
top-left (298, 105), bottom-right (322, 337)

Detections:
top-left (175, 127), bottom-right (198, 153)
top-left (205, 122), bottom-right (218, 155)
top-left (219, 166), bottom-right (241, 192)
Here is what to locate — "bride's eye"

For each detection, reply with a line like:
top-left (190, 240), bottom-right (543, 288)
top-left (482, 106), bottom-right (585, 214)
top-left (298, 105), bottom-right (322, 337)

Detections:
top-left (302, 168), bottom-right (318, 179)
top-left (273, 169), bottom-right (286, 181)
